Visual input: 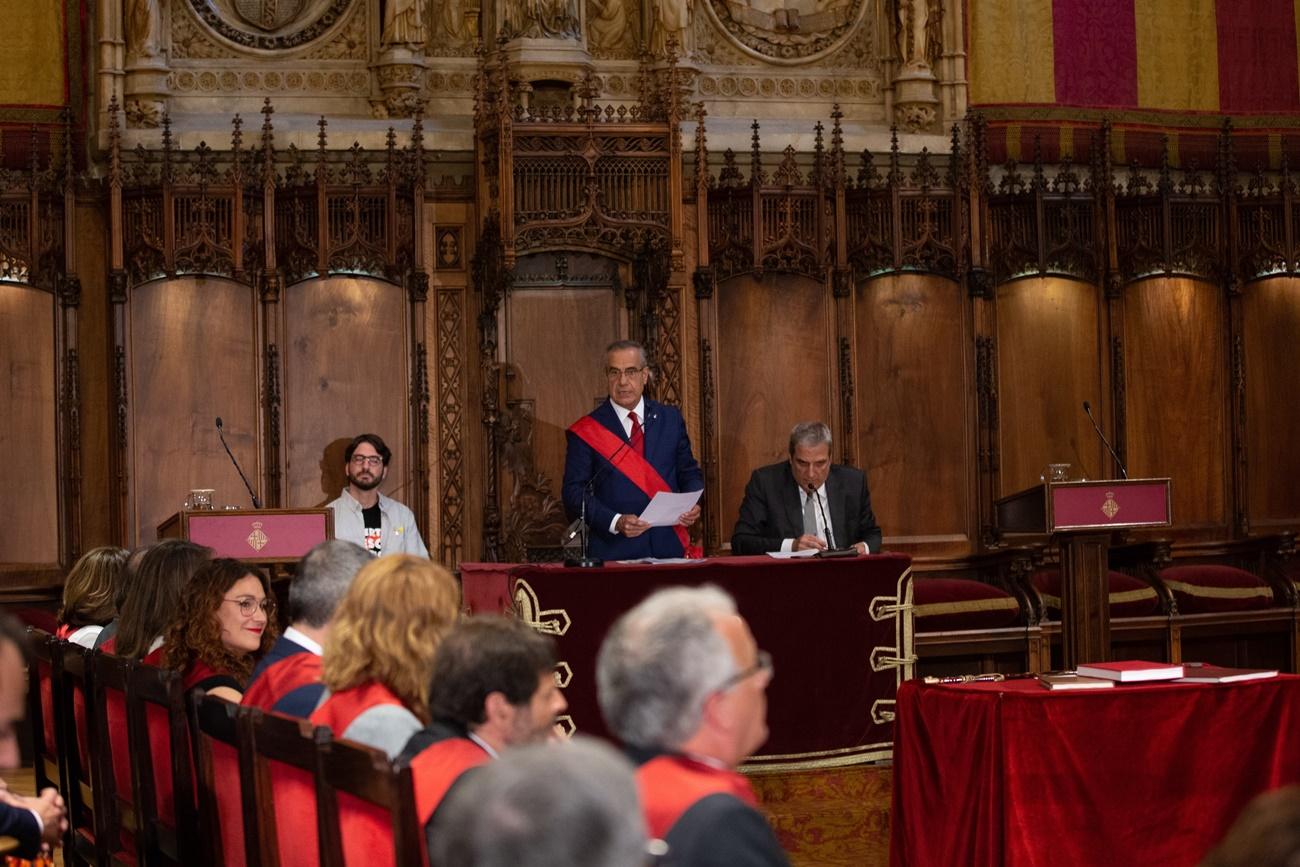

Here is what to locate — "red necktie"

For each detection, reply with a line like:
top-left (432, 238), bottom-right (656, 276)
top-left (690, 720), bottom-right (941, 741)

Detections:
top-left (629, 411), bottom-right (645, 456)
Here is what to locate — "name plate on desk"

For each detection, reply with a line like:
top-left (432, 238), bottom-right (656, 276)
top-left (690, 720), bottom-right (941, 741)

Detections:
top-left (158, 509), bottom-right (333, 562)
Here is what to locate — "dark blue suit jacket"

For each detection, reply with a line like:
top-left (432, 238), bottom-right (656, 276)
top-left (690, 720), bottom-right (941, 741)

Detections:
top-left (562, 399), bottom-right (703, 560)
top-left (246, 633), bottom-right (327, 717)
top-left (0, 801), bottom-right (42, 858)
top-left (248, 633), bottom-right (310, 683)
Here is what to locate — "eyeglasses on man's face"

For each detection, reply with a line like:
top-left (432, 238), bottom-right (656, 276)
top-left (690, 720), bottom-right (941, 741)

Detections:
top-left (715, 650), bottom-right (774, 693)
top-left (224, 596), bottom-right (274, 617)
top-left (606, 366), bottom-right (647, 381)
top-left (350, 454), bottom-right (384, 467)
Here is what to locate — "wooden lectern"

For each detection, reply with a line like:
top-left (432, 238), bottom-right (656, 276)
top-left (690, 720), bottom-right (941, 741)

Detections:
top-left (157, 509), bottom-right (334, 564)
top-left (996, 478), bottom-right (1171, 667)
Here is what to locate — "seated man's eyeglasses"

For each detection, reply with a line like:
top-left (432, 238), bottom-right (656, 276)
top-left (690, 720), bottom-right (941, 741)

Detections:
top-left (714, 650), bottom-right (773, 693)
top-left (607, 366), bottom-right (647, 381)
top-left (350, 455), bottom-right (384, 467)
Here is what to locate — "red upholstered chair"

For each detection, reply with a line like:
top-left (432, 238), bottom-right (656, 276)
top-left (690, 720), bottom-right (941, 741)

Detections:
top-left (246, 707), bottom-right (329, 867)
top-left (188, 692), bottom-right (261, 867)
top-left (57, 642), bottom-right (108, 867)
top-left (912, 578), bottom-right (1023, 632)
top-left (25, 629), bottom-right (61, 796)
top-left (125, 662), bottom-right (200, 867)
top-left (91, 651), bottom-right (142, 865)
top-left (1028, 569), bottom-right (1163, 619)
top-left (1158, 564), bottom-right (1276, 614)
top-left (315, 736), bottom-right (422, 867)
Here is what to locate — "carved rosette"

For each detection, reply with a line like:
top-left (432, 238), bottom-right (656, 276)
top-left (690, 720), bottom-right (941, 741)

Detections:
top-left (701, 0), bottom-right (872, 65)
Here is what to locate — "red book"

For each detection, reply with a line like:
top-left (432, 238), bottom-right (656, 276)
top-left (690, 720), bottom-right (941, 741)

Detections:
top-left (1075, 660), bottom-right (1185, 682)
top-left (1173, 663), bottom-right (1278, 684)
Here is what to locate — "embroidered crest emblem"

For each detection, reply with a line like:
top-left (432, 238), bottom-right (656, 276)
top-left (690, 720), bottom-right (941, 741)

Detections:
top-left (246, 521), bottom-right (269, 552)
top-left (1101, 493), bottom-right (1120, 520)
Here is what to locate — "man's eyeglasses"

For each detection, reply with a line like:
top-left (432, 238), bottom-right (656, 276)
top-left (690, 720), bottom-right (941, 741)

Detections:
top-left (715, 650), bottom-right (773, 693)
top-left (224, 596), bottom-right (275, 617)
top-left (606, 366), bottom-right (647, 381)
top-left (350, 455), bottom-right (384, 467)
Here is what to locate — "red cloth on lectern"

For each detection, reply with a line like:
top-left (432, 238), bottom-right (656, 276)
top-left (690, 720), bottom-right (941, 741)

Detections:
top-left (890, 676), bottom-right (1300, 867)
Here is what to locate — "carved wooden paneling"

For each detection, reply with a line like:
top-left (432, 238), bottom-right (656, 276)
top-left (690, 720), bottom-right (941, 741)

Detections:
top-left (1123, 277), bottom-right (1230, 534)
top-left (0, 285), bottom-right (59, 563)
top-left (500, 280), bottom-right (620, 558)
top-left (715, 274), bottom-right (832, 543)
top-left (126, 277), bottom-right (259, 544)
top-left (281, 276), bottom-right (410, 511)
top-left (994, 277), bottom-right (1106, 495)
top-left (1242, 277), bottom-right (1300, 529)
top-left (856, 274), bottom-right (972, 554)
top-left (436, 286), bottom-right (466, 566)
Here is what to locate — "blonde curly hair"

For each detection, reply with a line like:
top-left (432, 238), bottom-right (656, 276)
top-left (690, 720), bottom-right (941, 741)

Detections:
top-left (320, 555), bottom-right (460, 721)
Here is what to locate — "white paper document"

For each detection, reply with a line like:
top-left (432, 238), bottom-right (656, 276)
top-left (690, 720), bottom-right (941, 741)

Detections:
top-left (637, 490), bottom-right (704, 527)
top-left (765, 548), bottom-right (819, 559)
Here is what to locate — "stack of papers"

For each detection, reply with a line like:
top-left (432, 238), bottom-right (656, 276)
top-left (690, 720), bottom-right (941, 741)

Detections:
top-left (1172, 663), bottom-right (1278, 683)
top-left (1038, 673), bottom-right (1115, 691)
top-left (1075, 661), bottom-right (1185, 682)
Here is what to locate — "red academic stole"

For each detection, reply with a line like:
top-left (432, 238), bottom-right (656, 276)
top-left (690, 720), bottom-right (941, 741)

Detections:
top-left (410, 738), bottom-right (492, 823)
top-left (242, 652), bottom-right (323, 714)
top-left (568, 415), bottom-right (701, 558)
top-left (636, 755), bottom-right (760, 838)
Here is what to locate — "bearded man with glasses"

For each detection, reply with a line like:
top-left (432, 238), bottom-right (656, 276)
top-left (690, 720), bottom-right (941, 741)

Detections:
top-left (327, 433), bottom-right (429, 557)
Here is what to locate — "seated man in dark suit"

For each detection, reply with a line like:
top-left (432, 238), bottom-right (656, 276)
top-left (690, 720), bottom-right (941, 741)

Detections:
top-left (597, 585), bottom-right (789, 867)
top-left (562, 339), bottom-right (703, 560)
top-left (731, 421), bottom-right (882, 555)
top-left (398, 616), bottom-right (568, 858)
top-left (0, 616), bottom-right (66, 858)
top-left (241, 539), bottom-right (370, 717)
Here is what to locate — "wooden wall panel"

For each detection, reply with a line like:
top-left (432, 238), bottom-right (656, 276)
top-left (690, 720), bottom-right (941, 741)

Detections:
top-left (716, 275), bottom-right (832, 541)
top-left (282, 277), bottom-right (409, 510)
top-left (1123, 277), bottom-right (1228, 534)
top-left (856, 274), bottom-right (971, 553)
top-left (1243, 277), bottom-right (1300, 530)
top-left (128, 277), bottom-right (258, 544)
top-left (995, 277), bottom-right (1107, 495)
top-left (0, 284), bottom-right (58, 564)
top-left (503, 287), bottom-right (620, 498)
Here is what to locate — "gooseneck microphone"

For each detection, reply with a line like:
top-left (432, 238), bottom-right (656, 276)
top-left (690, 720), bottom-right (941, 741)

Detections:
top-left (808, 482), bottom-right (837, 550)
top-left (1082, 401), bottom-right (1128, 480)
top-left (215, 417), bottom-right (262, 509)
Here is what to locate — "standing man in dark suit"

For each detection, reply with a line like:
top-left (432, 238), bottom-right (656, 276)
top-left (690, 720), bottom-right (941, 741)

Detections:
top-left (562, 339), bottom-right (704, 561)
top-left (731, 421), bottom-right (882, 555)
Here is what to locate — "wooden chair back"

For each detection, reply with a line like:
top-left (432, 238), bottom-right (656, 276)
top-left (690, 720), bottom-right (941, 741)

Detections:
top-left (246, 707), bottom-right (330, 867)
top-left (56, 641), bottom-right (107, 867)
top-left (90, 651), bottom-right (141, 866)
top-left (124, 662), bottom-right (199, 867)
top-left (187, 691), bottom-right (261, 867)
top-left (315, 736), bottom-right (422, 867)
top-left (25, 628), bottom-right (60, 794)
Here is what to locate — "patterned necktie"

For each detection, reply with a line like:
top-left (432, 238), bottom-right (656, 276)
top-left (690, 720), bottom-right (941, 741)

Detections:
top-left (629, 411), bottom-right (645, 456)
top-left (802, 489), bottom-right (819, 537)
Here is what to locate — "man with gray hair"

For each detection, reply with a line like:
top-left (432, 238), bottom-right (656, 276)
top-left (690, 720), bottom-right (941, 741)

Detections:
top-left (597, 586), bottom-right (789, 866)
top-left (431, 736), bottom-right (649, 867)
top-left (241, 539), bottom-right (371, 716)
top-left (730, 420), bottom-right (881, 555)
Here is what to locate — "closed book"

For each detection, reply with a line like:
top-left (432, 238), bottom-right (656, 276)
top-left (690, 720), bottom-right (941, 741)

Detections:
top-left (1173, 663), bottom-right (1278, 684)
top-left (1038, 673), bottom-right (1115, 691)
top-left (1075, 660), bottom-right (1185, 682)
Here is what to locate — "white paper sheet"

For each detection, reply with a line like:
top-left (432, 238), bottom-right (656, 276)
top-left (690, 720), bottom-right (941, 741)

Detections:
top-left (637, 489), bottom-right (704, 527)
top-left (765, 548), bottom-right (819, 559)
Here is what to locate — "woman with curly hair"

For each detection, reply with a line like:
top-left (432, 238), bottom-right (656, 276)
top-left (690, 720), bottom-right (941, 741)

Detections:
top-left (309, 555), bottom-right (460, 758)
top-left (57, 546), bottom-right (128, 648)
top-left (164, 558), bottom-right (280, 701)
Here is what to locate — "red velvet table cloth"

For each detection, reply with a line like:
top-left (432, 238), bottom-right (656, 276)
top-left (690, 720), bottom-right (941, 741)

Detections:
top-left (890, 676), bottom-right (1300, 866)
top-left (460, 554), bottom-right (913, 764)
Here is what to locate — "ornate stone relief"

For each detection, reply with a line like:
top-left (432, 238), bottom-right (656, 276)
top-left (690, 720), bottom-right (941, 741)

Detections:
top-left (701, 0), bottom-right (871, 65)
top-left (184, 0), bottom-right (357, 51)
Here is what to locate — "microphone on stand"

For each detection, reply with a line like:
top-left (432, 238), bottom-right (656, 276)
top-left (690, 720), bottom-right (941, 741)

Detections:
top-left (563, 412), bottom-right (654, 567)
top-left (216, 417), bottom-right (262, 509)
top-left (808, 483), bottom-right (858, 558)
top-left (1082, 401), bottom-right (1128, 480)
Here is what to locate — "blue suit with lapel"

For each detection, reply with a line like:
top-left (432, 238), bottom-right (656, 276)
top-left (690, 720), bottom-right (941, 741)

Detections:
top-left (562, 398), bottom-right (703, 560)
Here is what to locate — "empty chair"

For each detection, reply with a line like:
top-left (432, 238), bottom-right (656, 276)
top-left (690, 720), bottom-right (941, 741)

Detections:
top-left (188, 692), bottom-right (261, 867)
top-left (246, 707), bottom-right (328, 867)
top-left (124, 661), bottom-right (199, 866)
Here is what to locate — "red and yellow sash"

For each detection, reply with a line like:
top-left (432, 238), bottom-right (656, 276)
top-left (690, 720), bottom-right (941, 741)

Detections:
top-left (569, 415), bottom-right (701, 558)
